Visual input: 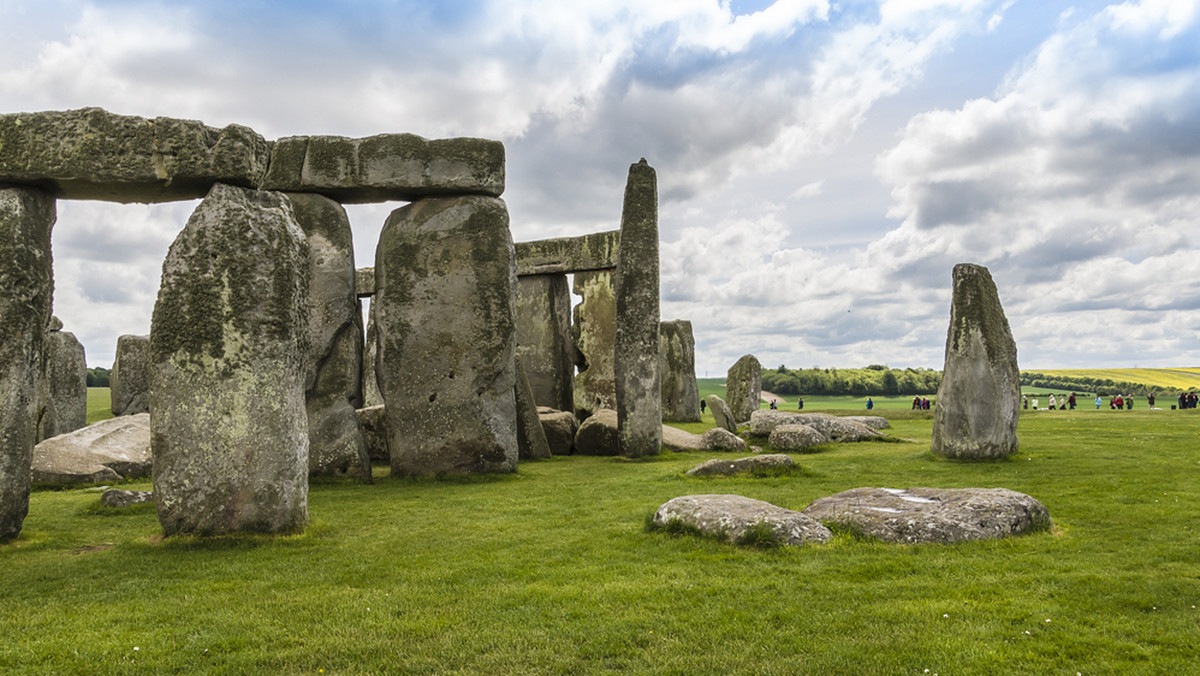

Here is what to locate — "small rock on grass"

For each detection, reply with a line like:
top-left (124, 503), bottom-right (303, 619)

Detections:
top-left (685, 454), bottom-right (794, 477)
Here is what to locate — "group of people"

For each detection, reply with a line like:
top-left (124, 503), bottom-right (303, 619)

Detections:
top-left (1178, 392), bottom-right (1198, 409)
top-left (910, 396), bottom-right (931, 410)
top-left (1024, 393), bottom-right (1078, 410)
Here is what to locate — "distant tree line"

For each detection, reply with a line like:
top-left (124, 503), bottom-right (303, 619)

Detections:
top-left (87, 367), bottom-right (111, 387)
top-left (1018, 372), bottom-right (1179, 397)
top-left (761, 364), bottom-right (942, 397)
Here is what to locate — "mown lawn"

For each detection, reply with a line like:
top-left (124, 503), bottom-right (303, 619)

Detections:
top-left (3, 408), bottom-right (1198, 673)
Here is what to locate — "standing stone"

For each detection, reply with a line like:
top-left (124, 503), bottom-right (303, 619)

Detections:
top-left (362, 302), bottom-right (383, 408)
top-left (932, 263), bottom-right (1020, 460)
top-left (375, 195), bottom-right (519, 476)
top-left (110, 334), bottom-right (150, 416)
top-left (660, 319), bottom-right (700, 422)
top-left (514, 361), bottom-right (552, 460)
top-left (726, 354), bottom-right (762, 423)
top-left (150, 184), bottom-right (310, 535)
top-left (572, 270), bottom-right (617, 420)
top-left (707, 395), bottom-right (737, 434)
top-left (516, 274), bottom-right (575, 412)
top-left (0, 187), bottom-right (54, 540)
top-left (613, 159), bottom-right (661, 458)
top-left (287, 192), bottom-right (370, 481)
top-left (42, 325), bottom-right (87, 439)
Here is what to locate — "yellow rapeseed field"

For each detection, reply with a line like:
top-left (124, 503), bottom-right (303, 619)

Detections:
top-left (1029, 368), bottom-right (1200, 390)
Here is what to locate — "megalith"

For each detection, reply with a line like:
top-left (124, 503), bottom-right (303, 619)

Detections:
top-left (572, 270), bottom-right (617, 419)
top-left (0, 186), bottom-right (54, 540)
top-left (150, 183), bottom-right (311, 535)
top-left (514, 360), bottom-right (552, 460)
top-left (706, 395), bottom-right (737, 434)
top-left (516, 274), bottom-right (575, 412)
top-left (361, 302), bottom-right (383, 408)
top-left (110, 334), bottom-right (150, 416)
top-left (42, 323), bottom-right (87, 439)
top-left (660, 319), bottom-right (700, 422)
top-left (931, 263), bottom-right (1020, 460)
top-left (726, 354), bottom-right (762, 423)
top-left (613, 159), bottom-right (661, 458)
top-left (287, 192), bottom-right (370, 481)
top-left (375, 195), bottom-right (519, 476)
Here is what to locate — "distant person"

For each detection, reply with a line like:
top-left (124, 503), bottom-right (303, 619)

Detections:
top-left (1095, 396), bottom-right (1102, 409)
top-left (866, 398), bottom-right (874, 410)
top-left (1049, 394), bottom-right (1057, 410)
top-left (922, 397), bottom-right (931, 410)
top-left (912, 396), bottom-right (921, 410)
top-left (797, 397), bottom-right (804, 410)
top-left (1125, 395), bottom-right (1133, 410)
top-left (1148, 393), bottom-right (1156, 408)
top-left (1115, 394), bottom-right (1124, 409)
top-left (769, 399), bottom-right (778, 410)
top-left (699, 399), bottom-right (707, 414)
top-left (1031, 397), bottom-right (1038, 410)
top-left (1023, 395), bottom-right (1028, 409)
top-left (1068, 393), bottom-right (1077, 410)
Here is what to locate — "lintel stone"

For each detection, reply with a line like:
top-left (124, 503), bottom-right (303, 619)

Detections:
top-left (515, 230), bottom-right (619, 276)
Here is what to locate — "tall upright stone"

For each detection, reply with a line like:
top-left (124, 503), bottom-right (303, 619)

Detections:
top-left (42, 324), bottom-right (87, 439)
top-left (726, 354), bottom-right (762, 424)
top-left (516, 274), bottom-right (574, 412)
top-left (0, 187), bottom-right (54, 540)
top-left (361, 302), bottom-right (383, 408)
top-left (375, 195), bottom-right (519, 476)
top-left (572, 270), bottom-right (616, 419)
top-left (932, 263), bottom-right (1020, 459)
top-left (514, 360), bottom-right (552, 460)
top-left (287, 192), bottom-right (370, 481)
top-left (150, 184), bottom-right (310, 535)
top-left (660, 319), bottom-right (701, 422)
top-left (110, 334), bottom-right (150, 416)
top-left (613, 159), bottom-right (661, 458)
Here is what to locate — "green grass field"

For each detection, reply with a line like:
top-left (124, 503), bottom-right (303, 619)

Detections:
top-left (6, 405), bottom-right (1200, 673)
top-left (87, 387), bottom-right (114, 425)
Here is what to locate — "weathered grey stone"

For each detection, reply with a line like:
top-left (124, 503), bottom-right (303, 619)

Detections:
top-left (40, 328), bottom-right (87, 439)
top-left (515, 230), bottom-right (619, 276)
top-left (768, 424), bottom-right (828, 452)
top-left (685, 454), bottom-right (794, 477)
top-left (515, 361), bottom-right (552, 460)
top-left (375, 195), bottom-right (518, 476)
top-left (750, 410), bottom-right (882, 442)
top-left (101, 489), bottom-right (154, 508)
top-left (32, 414), bottom-right (151, 484)
top-left (660, 320), bottom-right (701, 422)
top-left (0, 187), bottom-right (54, 540)
top-left (355, 267), bottom-right (375, 297)
top-left (661, 424), bottom-right (703, 452)
top-left (0, 108), bottom-right (270, 202)
top-left (573, 408), bottom-right (619, 456)
top-left (700, 427), bottom-right (748, 452)
top-left (932, 264), bottom-right (1021, 460)
top-left (47, 315), bottom-right (63, 331)
top-left (356, 405), bottom-right (388, 462)
top-left (110, 334), bottom-right (150, 416)
top-left (572, 270), bottom-right (616, 419)
top-left (362, 303), bottom-right (383, 408)
top-left (260, 134), bottom-right (505, 203)
top-left (706, 395), bottom-right (736, 434)
top-left (150, 183), bottom-right (310, 535)
top-left (516, 274), bottom-right (574, 412)
top-left (288, 192), bottom-right (369, 482)
top-left (652, 494), bottom-right (831, 546)
top-left (537, 407), bottom-right (578, 456)
top-left (614, 160), bottom-right (661, 458)
top-left (803, 487), bottom-right (1051, 544)
top-left (748, 409), bottom-right (808, 437)
top-left (842, 416), bottom-right (890, 430)
top-left (726, 355), bottom-right (762, 423)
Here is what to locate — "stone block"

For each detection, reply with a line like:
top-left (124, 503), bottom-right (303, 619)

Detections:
top-left (41, 327), bottom-right (87, 438)
top-left (572, 270), bottom-right (616, 419)
top-left (726, 354), bottom-right (762, 424)
top-left (516, 274), bottom-right (574, 412)
top-left (111, 334), bottom-right (150, 416)
top-left (515, 230), bottom-right (619, 276)
top-left (660, 319), bottom-right (700, 422)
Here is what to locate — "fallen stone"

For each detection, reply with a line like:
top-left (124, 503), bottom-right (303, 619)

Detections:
top-left (574, 408), bottom-right (620, 456)
top-left (110, 334), bottom-right (150, 416)
top-left (537, 407), bottom-right (578, 456)
top-left (515, 361), bottom-right (552, 460)
top-left (726, 355), bottom-right (762, 423)
top-left (32, 414), bottom-right (151, 484)
top-left (707, 395), bottom-right (736, 434)
top-left (660, 320), bottom-right (701, 422)
top-left (750, 410), bottom-right (882, 442)
top-left (661, 424), bottom-right (703, 453)
top-left (261, 133), bottom-right (505, 203)
top-left (768, 424), bottom-right (828, 452)
top-left (842, 416), bottom-right (890, 430)
top-left (685, 454), bottom-right (795, 477)
top-left (356, 405), bottom-right (389, 462)
top-left (803, 487), bottom-right (1051, 544)
top-left (101, 489), bottom-right (153, 509)
top-left (700, 427), bottom-right (747, 452)
top-left (652, 494), bottom-right (831, 546)
top-left (748, 409), bottom-right (809, 437)
top-left (0, 108), bottom-right (270, 202)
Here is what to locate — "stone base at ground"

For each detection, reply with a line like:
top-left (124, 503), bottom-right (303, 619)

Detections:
top-left (685, 454), bottom-right (795, 477)
top-left (537, 408), bottom-right (578, 456)
top-left (574, 408), bottom-right (620, 455)
top-left (32, 412), bottom-right (152, 485)
top-left (652, 494), bottom-right (831, 546)
top-left (802, 487), bottom-right (1051, 544)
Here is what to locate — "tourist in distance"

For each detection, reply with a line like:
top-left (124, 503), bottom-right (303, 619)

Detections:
top-left (1095, 395), bottom-right (1102, 409)
top-left (1049, 394), bottom-right (1057, 410)
top-left (769, 399), bottom-right (777, 410)
top-left (797, 397), bottom-right (804, 410)
top-left (866, 397), bottom-right (874, 410)
top-left (699, 399), bottom-right (706, 415)
top-left (1125, 395), bottom-right (1133, 410)
top-left (1068, 393), bottom-right (1077, 410)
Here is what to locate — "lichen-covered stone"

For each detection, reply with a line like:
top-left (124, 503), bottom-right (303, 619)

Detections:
top-left (652, 494), bottom-right (831, 546)
top-left (700, 427), bottom-right (747, 452)
top-left (260, 134), bottom-right (505, 203)
top-left (932, 264), bottom-right (1020, 460)
top-left (0, 108), bottom-right (270, 203)
top-left (41, 327), bottom-right (87, 439)
top-left (101, 489), bottom-right (154, 508)
top-left (537, 407), bottom-right (578, 456)
top-left (516, 274), bottom-right (574, 412)
top-left (362, 303), bottom-right (383, 408)
top-left (685, 454), bottom-right (794, 477)
top-left (287, 192), bottom-right (369, 481)
top-left (110, 334), bottom-right (150, 416)
top-left (150, 183), bottom-right (310, 535)
top-left (32, 413), bottom-right (150, 484)
top-left (0, 187), bottom-right (54, 540)
top-left (726, 354), bottom-right (762, 423)
top-left (355, 267), bottom-right (375, 297)
top-left (842, 416), bottom-right (890, 430)
top-left (706, 395), bottom-right (736, 433)
top-left (374, 196), bottom-right (518, 476)
top-left (515, 230), bottom-right (619, 276)
top-left (572, 270), bottom-right (616, 419)
top-left (515, 361), bottom-right (552, 460)
top-left (803, 487), bottom-right (1051, 544)
top-left (614, 159), bottom-right (661, 458)
top-left (573, 408), bottom-right (620, 456)
top-left (768, 424), bottom-right (827, 452)
top-left (660, 319), bottom-right (700, 422)
top-left (748, 409), bottom-right (808, 437)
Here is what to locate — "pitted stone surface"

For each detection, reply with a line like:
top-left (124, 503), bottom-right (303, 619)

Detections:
top-left (574, 408), bottom-right (620, 456)
top-left (700, 427), bottom-right (747, 452)
top-left (707, 395), bottom-right (736, 433)
top-left (515, 361), bottom-right (552, 460)
top-left (0, 108), bottom-right (270, 202)
top-left (515, 231), bottom-right (619, 276)
top-left (261, 133), bottom-right (505, 203)
top-left (685, 454), bottom-right (794, 477)
top-left (150, 183), bottom-right (310, 535)
top-left (101, 489), bottom-right (154, 508)
top-left (768, 424), bottom-right (827, 452)
top-left (660, 320), bottom-right (701, 422)
top-left (42, 327), bottom-right (87, 439)
top-left (516, 274), bottom-right (575, 412)
top-left (362, 303), bottom-right (383, 408)
top-left (932, 264), bottom-right (1020, 459)
top-left (572, 270), bottom-right (616, 419)
top-left (653, 494), bottom-right (831, 546)
top-left (0, 186), bottom-right (55, 540)
top-left (32, 414), bottom-right (151, 484)
top-left (111, 334), bottom-right (150, 416)
top-left (803, 487), bottom-right (1051, 544)
top-left (355, 267), bottom-right (375, 297)
top-left (375, 195), bottom-right (519, 476)
top-left (749, 410), bottom-right (882, 442)
top-left (726, 355), bottom-right (762, 423)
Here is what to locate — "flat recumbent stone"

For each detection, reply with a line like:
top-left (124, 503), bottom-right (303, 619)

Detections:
top-left (653, 494), bottom-right (831, 546)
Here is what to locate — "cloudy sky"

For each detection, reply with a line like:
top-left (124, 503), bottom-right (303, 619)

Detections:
top-left (3, 0), bottom-right (1199, 375)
